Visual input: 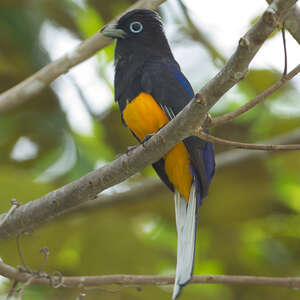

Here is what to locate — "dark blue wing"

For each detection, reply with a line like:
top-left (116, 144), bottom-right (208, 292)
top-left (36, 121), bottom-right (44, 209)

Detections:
top-left (141, 59), bottom-right (215, 200)
top-left (141, 59), bottom-right (192, 114)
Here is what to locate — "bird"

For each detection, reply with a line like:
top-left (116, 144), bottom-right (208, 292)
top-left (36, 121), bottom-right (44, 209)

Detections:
top-left (101, 9), bottom-right (215, 299)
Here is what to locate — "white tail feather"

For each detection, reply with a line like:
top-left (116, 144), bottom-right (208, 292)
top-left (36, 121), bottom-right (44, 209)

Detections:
top-left (172, 183), bottom-right (197, 299)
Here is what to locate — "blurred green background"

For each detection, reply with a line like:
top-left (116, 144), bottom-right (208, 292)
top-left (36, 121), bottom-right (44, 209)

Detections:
top-left (0, 0), bottom-right (300, 299)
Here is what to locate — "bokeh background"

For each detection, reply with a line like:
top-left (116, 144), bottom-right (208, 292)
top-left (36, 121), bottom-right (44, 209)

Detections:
top-left (0, 0), bottom-right (300, 299)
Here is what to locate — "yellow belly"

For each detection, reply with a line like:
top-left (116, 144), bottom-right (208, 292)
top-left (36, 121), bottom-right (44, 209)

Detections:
top-left (123, 92), bottom-right (192, 201)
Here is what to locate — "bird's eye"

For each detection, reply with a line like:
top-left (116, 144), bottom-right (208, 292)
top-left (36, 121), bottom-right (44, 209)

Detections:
top-left (129, 21), bottom-right (143, 33)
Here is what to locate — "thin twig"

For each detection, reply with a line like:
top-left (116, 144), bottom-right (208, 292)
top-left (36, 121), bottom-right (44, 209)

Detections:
top-left (37, 247), bottom-right (50, 274)
top-left (197, 131), bottom-right (300, 151)
top-left (6, 280), bottom-right (18, 299)
top-left (50, 271), bottom-right (64, 289)
top-left (207, 64), bottom-right (300, 128)
top-left (2, 261), bottom-right (300, 289)
top-left (282, 23), bottom-right (288, 76)
top-left (0, 199), bottom-right (20, 228)
top-left (16, 277), bottom-right (34, 300)
top-left (16, 236), bottom-right (29, 271)
top-left (6, 246), bottom-right (61, 298)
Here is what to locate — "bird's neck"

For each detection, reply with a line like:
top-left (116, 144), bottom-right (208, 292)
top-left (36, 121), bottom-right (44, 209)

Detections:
top-left (115, 35), bottom-right (174, 66)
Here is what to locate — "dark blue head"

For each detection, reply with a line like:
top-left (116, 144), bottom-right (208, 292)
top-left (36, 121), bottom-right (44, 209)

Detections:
top-left (101, 9), bottom-right (173, 59)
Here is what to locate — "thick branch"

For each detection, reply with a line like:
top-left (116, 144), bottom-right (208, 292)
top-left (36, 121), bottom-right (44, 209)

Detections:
top-left (0, 0), bottom-right (166, 113)
top-left (208, 64), bottom-right (300, 128)
top-left (197, 131), bottom-right (300, 151)
top-left (0, 0), bottom-right (297, 241)
top-left (1, 261), bottom-right (300, 290)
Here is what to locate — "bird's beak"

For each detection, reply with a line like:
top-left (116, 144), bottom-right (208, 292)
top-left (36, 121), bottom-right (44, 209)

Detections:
top-left (100, 24), bottom-right (127, 39)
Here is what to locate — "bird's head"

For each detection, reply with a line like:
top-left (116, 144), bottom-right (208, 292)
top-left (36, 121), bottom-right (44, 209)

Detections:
top-left (101, 9), bottom-right (173, 60)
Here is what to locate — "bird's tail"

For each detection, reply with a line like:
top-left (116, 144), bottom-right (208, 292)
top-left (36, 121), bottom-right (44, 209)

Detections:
top-left (172, 182), bottom-right (198, 299)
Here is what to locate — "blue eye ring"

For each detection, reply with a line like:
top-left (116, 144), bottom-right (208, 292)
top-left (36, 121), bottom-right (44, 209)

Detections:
top-left (129, 21), bottom-right (143, 33)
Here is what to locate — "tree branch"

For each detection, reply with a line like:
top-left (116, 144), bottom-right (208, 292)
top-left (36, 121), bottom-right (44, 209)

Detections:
top-left (0, 0), bottom-right (166, 113)
top-left (0, 0), bottom-right (297, 241)
top-left (207, 64), bottom-right (300, 128)
top-left (197, 131), bottom-right (300, 151)
top-left (215, 127), bottom-right (300, 165)
top-left (1, 261), bottom-right (300, 290)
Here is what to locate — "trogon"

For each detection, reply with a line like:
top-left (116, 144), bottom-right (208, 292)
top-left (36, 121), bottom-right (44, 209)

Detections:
top-left (101, 9), bottom-right (215, 299)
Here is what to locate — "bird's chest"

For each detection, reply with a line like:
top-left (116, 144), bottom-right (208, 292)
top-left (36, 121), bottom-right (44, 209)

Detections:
top-left (122, 92), bottom-right (169, 141)
top-left (115, 57), bottom-right (143, 111)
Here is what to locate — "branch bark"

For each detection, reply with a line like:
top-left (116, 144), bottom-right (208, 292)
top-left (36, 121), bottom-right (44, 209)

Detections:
top-left (0, 0), bottom-right (297, 241)
top-left (1, 261), bottom-right (300, 290)
top-left (0, 0), bottom-right (166, 113)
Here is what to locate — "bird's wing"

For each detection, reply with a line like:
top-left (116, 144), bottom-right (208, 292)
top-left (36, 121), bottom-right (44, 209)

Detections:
top-left (141, 60), bottom-right (193, 115)
top-left (141, 60), bottom-right (215, 199)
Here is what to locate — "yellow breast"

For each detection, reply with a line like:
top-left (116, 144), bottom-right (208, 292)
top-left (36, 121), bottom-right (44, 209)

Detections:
top-left (123, 92), bottom-right (192, 201)
top-left (123, 92), bottom-right (169, 141)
